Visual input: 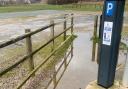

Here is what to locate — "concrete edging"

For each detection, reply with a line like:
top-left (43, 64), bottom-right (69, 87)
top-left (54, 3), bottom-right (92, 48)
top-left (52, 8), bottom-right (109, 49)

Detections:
top-left (85, 80), bottom-right (128, 89)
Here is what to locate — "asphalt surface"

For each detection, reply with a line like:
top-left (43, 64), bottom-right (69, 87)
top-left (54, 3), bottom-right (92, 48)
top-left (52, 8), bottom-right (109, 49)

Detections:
top-left (56, 31), bottom-right (98, 89)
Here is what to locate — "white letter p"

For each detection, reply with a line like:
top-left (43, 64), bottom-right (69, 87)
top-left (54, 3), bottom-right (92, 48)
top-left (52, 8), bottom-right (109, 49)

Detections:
top-left (107, 3), bottom-right (113, 14)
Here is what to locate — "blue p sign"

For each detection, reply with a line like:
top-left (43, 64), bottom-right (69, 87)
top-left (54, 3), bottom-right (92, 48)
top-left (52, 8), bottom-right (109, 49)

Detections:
top-left (106, 1), bottom-right (115, 16)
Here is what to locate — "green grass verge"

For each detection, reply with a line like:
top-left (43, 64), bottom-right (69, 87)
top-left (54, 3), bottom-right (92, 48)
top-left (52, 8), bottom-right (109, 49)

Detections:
top-left (122, 26), bottom-right (128, 36)
top-left (120, 26), bottom-right (128, 50)
top-left (125, 2), bottom-right (128, 11)
top-left (34, 35), bottom-right (77, 70)
top-left (120, 42), bottom-right (127, 50)
top-left (0, 35), bottom-right (77, 78)
top-left (0, 2), bottom-right (127, 13)
top-left (0, 3), bottom-right (103, 13)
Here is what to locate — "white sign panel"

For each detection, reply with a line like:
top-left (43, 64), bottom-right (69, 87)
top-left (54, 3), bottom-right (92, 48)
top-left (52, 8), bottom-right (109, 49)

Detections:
top-left (103, 21), bottom-right (113, 45)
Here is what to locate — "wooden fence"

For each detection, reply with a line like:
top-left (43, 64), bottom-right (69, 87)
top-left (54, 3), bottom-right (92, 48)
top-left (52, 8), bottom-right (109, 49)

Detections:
top-left (0, 13), bottom-right (74, 89)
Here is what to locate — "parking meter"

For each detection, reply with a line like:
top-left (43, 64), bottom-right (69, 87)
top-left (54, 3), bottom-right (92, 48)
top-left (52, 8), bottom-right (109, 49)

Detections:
top-left (98, 0), bottom-right (126, 88)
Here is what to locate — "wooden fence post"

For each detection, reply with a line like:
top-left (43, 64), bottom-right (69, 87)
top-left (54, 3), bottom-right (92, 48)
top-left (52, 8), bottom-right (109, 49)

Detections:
top-left (71, 14), bottom-right (74, 58)
top-left (95, 4), bottom-right (97, 9)
top-left (71, 13), bottom-right (74, 35)
top-left (50, 20), bottom-right (57, 87)
top-left (53, 66), bottom-right (57, 89)
top-left (122, 49), bottom-right (128, 88)
top-left (64, 14), bottom-right (67, 40)
top-left (92, 15), bottom-right (98, 62)
top-left (64, 14), bottom-right (67, 68)
top-left (97, 15), bottom-right (102, 64)
top-left (50, 20), bottom-right (55, 51)
top-left (25, 29), bottom-right (35, 75)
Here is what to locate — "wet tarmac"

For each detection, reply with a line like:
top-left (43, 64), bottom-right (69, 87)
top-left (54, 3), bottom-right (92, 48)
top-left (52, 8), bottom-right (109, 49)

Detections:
top-left (56, 31), bottom-right (98, 89)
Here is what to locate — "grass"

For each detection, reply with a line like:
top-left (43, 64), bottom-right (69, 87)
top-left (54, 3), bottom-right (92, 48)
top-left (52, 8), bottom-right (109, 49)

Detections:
top-left (122, 26), bottom-right (128, 37)
top-left (125, 2), bottom-right (128, 11)
top-left (0, 2), bottom-right (127, 13)
top-left (0, 3), bottom-right (103, 13)
top-left (120, 42), bottom-right (127, 50)
top-left (33, 35), bottom-right (77, 70)
top-left (0, 35), bottom-right (77, 89)
top-left (125, 5), bottom-right (128, 11)
top-left (0, 35), bottom-right (77, 78)
top-left (120, 26), bottom-right (128, 50)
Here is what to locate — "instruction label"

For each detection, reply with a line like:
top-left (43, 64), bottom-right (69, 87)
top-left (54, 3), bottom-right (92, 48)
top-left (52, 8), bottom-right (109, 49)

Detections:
top-left (103, 21), bottom-right (113, 45)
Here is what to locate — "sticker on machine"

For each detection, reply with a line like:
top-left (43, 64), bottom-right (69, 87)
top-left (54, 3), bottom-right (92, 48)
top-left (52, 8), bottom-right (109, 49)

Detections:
top-left (102, 21), bottom-right (113, 45)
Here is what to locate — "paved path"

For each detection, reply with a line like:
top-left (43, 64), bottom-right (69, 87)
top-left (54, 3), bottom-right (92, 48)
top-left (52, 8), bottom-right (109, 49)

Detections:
top-left (56, 31), bottom-right (98, 89)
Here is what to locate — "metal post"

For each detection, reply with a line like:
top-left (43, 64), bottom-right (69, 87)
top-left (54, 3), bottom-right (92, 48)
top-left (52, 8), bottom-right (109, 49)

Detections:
top-left (92, 15), bottom-right (98, 62)
top-left (122, 49), bottom-right (128, 87)
top-left (25, 29), bottom-right (35, 75)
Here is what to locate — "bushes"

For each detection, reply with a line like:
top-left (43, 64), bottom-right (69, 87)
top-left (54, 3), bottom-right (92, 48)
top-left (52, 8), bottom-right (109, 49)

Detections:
top-left (0, 0), bottom-right (31, 6)
top-left (47, 0), bottom-right (79, 5)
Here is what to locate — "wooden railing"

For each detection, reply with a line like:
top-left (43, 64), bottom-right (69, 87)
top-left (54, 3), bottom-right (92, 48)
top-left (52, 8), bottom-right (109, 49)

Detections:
top-left (0, 13), bottom-right (74, 89)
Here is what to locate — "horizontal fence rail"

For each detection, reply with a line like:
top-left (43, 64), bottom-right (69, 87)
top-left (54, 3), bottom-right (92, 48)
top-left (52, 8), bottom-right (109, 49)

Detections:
top-left (0, 26), bottom-right (72, 76)
top-left (0, 19), bottom-right (68, 48)
top-left (0, 13), bottom-right (74, 89)
top-left (16, 36), bottom-right (73, 89)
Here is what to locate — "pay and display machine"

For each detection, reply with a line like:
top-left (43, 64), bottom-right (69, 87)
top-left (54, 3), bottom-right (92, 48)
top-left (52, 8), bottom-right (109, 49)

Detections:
top-left (98, 0), bottom-right (126, 88)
